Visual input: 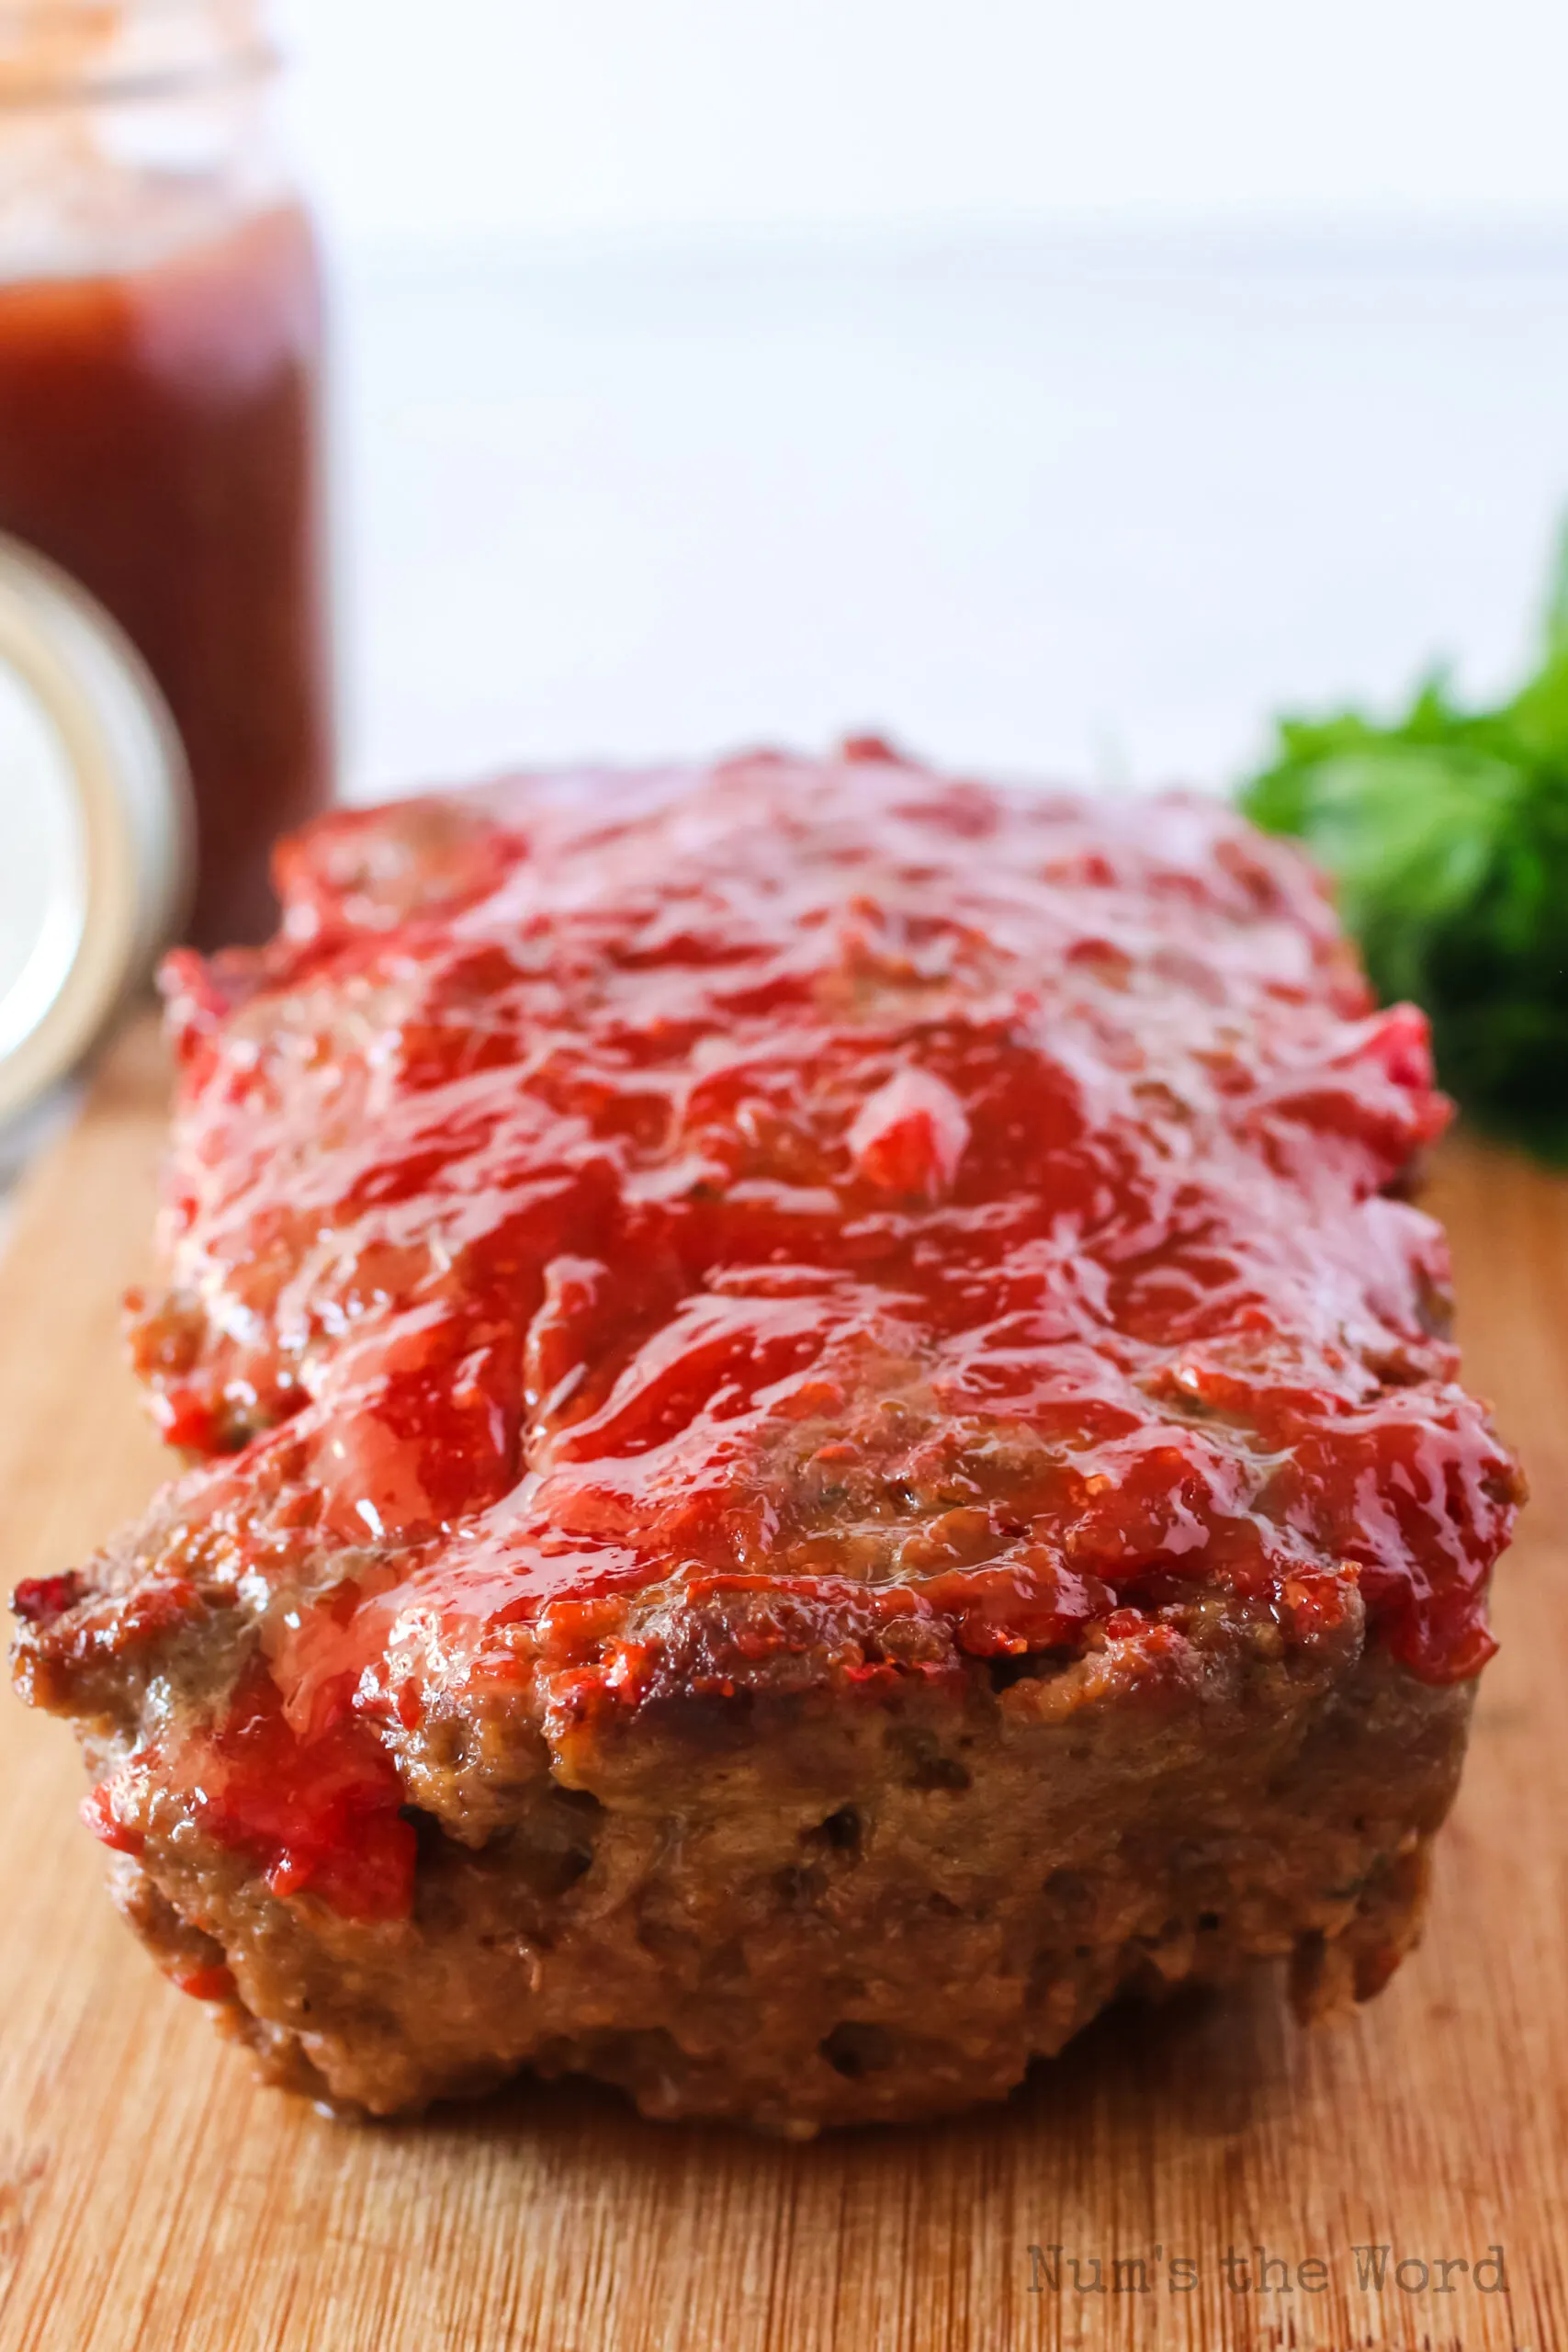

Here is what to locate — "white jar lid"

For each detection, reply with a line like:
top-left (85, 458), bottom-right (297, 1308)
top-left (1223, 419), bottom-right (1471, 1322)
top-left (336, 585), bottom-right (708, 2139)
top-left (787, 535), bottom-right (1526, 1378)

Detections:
top-left (0, 535), bottom-right (192, 1126)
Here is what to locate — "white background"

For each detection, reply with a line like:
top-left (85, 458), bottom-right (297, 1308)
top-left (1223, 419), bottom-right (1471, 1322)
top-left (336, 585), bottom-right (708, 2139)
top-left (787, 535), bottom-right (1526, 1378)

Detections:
top-left (284, 0), bottom-right (1568, 246)
top-left (269, 3), bottom-right (1568, 801)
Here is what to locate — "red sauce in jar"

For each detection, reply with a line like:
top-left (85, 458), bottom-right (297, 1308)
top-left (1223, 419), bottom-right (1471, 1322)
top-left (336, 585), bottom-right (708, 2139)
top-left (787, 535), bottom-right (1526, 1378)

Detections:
top-left (0, 202), bottom-right (333, 945)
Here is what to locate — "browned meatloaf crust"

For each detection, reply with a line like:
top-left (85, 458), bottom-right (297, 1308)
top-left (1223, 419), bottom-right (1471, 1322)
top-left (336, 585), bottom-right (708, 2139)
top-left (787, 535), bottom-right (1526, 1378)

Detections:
top-left (10, 745), bottom-right (1520, 2132)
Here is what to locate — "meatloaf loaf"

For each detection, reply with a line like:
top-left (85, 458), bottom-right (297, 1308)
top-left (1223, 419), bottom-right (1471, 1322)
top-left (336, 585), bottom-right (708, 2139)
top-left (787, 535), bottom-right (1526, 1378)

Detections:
top-left (10, 743), bottom-right (1520, 2132)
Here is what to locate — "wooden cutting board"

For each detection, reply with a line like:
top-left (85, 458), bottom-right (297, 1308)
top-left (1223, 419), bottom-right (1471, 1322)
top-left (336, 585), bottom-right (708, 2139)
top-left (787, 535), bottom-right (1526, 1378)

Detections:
top-left (1, 1014), bottom-right (1564, 2352)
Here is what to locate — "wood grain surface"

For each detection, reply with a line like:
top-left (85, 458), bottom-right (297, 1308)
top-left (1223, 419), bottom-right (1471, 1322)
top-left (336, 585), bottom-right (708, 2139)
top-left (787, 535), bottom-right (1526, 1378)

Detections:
top-left (1, 1014), bottom-right (1563, 2352)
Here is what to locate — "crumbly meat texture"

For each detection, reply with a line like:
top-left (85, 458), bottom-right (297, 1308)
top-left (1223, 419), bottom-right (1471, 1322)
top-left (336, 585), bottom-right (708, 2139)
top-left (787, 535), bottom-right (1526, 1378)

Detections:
top-left (10, 744), bottom-right (1520, 2131)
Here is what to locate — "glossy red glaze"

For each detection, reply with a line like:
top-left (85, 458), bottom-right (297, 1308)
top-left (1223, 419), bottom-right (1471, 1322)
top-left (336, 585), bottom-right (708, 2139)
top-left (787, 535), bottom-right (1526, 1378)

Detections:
top-left (132, 748), bottom-right (1517, 1914)
top-left (178, 1662), bottom-right (413, 1920)
top-left (171, 1963), bottom-right (238, 2003)
top-left (10, 1571), bottom-right (85, 1624)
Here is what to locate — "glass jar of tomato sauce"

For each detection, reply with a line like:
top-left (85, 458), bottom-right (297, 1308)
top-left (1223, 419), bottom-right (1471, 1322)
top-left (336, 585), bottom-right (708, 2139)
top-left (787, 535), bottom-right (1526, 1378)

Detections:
top-left (0, 0), bottom-right (333, 947)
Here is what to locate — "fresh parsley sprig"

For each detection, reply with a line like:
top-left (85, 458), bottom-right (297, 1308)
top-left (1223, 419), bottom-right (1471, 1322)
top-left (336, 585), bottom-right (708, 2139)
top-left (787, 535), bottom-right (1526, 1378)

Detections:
top-left (1240, 534), bottom-right (1568, 1159)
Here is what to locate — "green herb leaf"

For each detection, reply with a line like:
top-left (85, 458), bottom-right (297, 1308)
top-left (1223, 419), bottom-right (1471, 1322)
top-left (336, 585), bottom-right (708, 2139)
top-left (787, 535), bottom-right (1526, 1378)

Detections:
top-left (1239, 537), bottom-right (1568, 1159)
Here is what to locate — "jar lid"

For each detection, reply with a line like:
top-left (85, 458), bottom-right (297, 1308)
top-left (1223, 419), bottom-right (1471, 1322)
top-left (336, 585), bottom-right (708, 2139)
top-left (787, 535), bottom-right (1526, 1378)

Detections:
top-left (0, 534), bottom-right (192, 1126)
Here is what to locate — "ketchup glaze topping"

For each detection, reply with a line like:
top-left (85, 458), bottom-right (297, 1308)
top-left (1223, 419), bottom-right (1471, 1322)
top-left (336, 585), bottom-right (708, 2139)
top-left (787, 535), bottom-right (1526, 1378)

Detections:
top-left (73, 747), bottom-right (1517, 1918)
